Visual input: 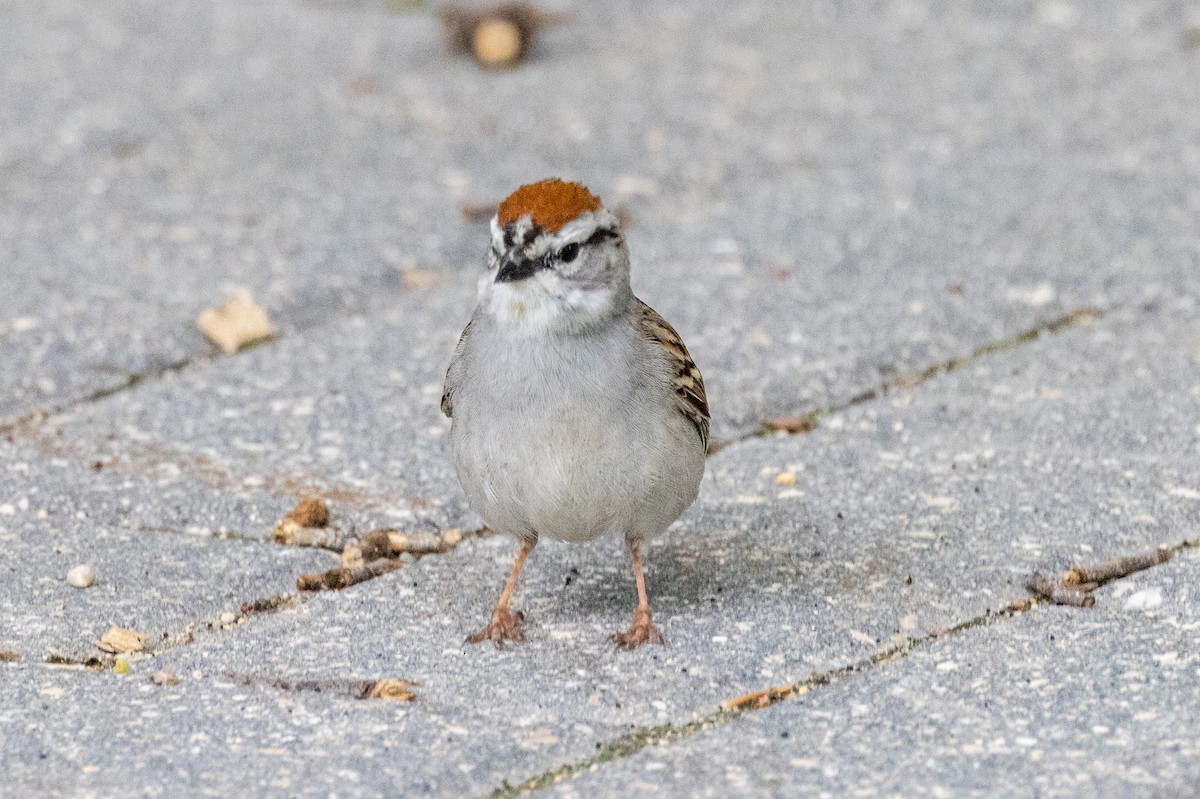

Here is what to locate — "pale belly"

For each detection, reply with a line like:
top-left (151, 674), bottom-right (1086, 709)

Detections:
top-left (449, 327), bottom-right (705, 544)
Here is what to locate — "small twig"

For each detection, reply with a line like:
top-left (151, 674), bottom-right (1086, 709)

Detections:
top-left (762, 414), bottom-right (819, 435)
top-left (1026, 574), bottom-right (1095, 608)
top-left (297, 558), bottom-right (400, 592)
top-left (1063, 547), bottom-right (1171, 587)
top-left (461, 201), bottom-right (498, 222)
top-left (720, 686), bottom-right (803, 712)
top-left (239, 595), bottom-right (294, 615)
top-left (225, 673), bottom-right (417, 701)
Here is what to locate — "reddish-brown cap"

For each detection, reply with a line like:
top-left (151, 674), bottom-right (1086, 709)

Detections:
top-left (497, 179), bottom-right (603, 232)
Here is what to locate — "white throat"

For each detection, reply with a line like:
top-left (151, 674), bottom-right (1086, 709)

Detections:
top-left (482, 276), bottom-right (616, 335)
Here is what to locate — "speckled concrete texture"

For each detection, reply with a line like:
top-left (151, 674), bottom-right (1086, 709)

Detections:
top-left (2, 0), bottom-right (1199, 796)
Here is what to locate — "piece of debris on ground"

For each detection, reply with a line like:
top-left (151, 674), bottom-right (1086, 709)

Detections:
top-left (1063, 546), bottom-right (1171, 587)
top-left (1025, 546), bottom-right (1174, 608)
top-left (273, 497), bottom-right (346, 549)
top-left (340, 527), bottom-right (463, 568)
top-left (96, 626), bottom-right (149, 654)
top-left (1025, 574), bottom-right (1094, 608)
top-left (226, 673), bottom-right (418, 701)
top-left (297, 558), bottom-right (401, 592)
top-left (197, 293), bottom-right (275, 354)
top-left (439, 2), bottom-right (560, 70)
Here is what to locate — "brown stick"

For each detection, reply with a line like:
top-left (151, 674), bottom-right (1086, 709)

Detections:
top-left (297, 558), bottom-right (399, 592)
top-left (225, 673), bottom-right (417, 701)
top-left (721, 686), bottom-right (797, 712)
top-left (359, 528), bottom-right (462, 560)
top-left (1062, 547), bottom-right (1172, 587)
top-left (1026, 574), bottom-right (1095, 608)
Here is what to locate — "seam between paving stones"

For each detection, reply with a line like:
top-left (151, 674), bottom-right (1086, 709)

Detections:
top-left (709, 304), bottom-right (1112, 455)
top-left (26, 525), bottom-right (490, 669)
top-left (0, 347), bottom-right (239, 437)
top-left (0, 303), bottom-right (1134, 673)
top-left (482, 537), bottom-right (1200, 798)
top-left (0, 272), bottom-right (436, 437)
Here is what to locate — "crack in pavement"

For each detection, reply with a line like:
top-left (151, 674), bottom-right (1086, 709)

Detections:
top-left (0, 271), bottom-right (436, 437)
top-left (28, 525), bottom-right (488, 671)
top-left (708, 305), bottom-right (1109, 456)
top-left (481, 535), bottom-right (1197, 798)
top-left (0, 355), bottom-right (202, 437)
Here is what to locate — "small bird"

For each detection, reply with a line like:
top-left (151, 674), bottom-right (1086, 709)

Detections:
top-left (442, 178), bottom-right (709, 651)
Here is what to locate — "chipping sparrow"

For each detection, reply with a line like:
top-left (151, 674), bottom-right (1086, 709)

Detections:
top-left (442, 179), bottom-right (709, 651)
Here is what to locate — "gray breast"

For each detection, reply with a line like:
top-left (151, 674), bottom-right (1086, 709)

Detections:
top-left (449, 319), bottom-right (705, 544)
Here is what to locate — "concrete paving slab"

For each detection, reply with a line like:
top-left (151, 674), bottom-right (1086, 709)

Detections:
top-left (4, 0), bottom-right (1198, 437)
top-left (11, 309), bottom-right (472, 536)
top-left (548, 551), bottom-right (1200, 799)
top-left (0, 662), bottom-right (474, 799)
top-left (115, 302), bottom-right (1197, 797)
top-left (1, 0), bottom-right (1198, 796)
top-left (0, 517), bottom-right (332, 664)
top-left (0, 448), bottom-right (334, 662)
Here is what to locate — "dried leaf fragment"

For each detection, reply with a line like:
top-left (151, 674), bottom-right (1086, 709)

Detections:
top-left (0, 646), bottom-right (19, 663)
top-left (273, 497), bottom-right (342, 548)
top-left (197, 294), bottom-right (274, 354)
top-left (97, 626), bottom-right (149, 654)
top-left (151, 671), bottom-right (181, 686)
top-left (764, 415), bottom-right (819, 435)
top-left (285, 497), bottom-right (329, 528)
top-left (366, 679), bottom-right (418, 701)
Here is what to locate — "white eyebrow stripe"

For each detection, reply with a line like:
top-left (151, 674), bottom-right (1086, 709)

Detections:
top-left (491, 207), bottom-right (620, 257)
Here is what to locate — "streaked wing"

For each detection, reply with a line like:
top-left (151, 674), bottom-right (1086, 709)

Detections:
top-left (441, 320), bottom-right (473, 418)
top-left (635, 299), bottom-right (710, 451)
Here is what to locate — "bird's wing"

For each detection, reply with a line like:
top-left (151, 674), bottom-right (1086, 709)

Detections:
top-left (441, 320), bottom-right (473, 418)
top-left (635, 299), bottom-right (710, 451)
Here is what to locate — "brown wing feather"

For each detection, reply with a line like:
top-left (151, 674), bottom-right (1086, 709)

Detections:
top-left (441, 320), bottom-right (472, 418)
top-left (635, 299), bottom-right (710, 451)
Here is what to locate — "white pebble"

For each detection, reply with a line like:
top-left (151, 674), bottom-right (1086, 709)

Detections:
top-left (219, 611), bottom-right (238, 625)
top-left (1124, 587), bottom-right (1163, 611)
top-left (66, 564), bottom-right (95, 588)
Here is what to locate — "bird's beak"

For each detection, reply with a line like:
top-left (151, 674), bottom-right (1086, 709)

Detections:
top-left (495, 251), bottom-right (542, 284)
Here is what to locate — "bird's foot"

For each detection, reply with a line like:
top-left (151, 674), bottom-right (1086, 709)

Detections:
top-left (609, 606), bottom-right (665, 651)
top-left (466, 607), bottom-right (526, 648)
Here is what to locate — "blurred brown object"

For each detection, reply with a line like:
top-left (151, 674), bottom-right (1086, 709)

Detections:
top-left (439, 3), bottom-right (561, 70)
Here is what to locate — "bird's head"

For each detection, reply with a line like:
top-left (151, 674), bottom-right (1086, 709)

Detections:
top-left (478, 179), bottom-right (631, 334)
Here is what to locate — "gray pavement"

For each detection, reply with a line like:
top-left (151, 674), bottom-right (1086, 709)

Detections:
top-left (2, 0), bottom-right (1199, 797)
top-left (550, 551), bottom-right (1200, 799)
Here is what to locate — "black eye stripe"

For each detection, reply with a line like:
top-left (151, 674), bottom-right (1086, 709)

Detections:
top-left (584, 228), bottom-right (619, 246)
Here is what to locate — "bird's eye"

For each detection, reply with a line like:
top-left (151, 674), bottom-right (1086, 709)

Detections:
top-left (559, 243), bottom-right (580, 263)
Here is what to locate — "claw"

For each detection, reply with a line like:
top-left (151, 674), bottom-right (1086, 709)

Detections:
top-left (466, 607), bottom-right (526, 648)
top-left (609, 606), bottom-right (665, 651)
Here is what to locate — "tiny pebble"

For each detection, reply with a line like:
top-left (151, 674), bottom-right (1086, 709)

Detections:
top-left (151, 671), bottom-right (181, 687)
top-left (219, 611), bottom-right (238, 625)
top-left (1124, 587), bottom-right (1163, 611)
top-left (66, 564), bottom-right (96, 588)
